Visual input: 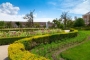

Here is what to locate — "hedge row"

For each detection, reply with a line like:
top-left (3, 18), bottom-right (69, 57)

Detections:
top-left (0, 28), bottom-right (44, 32)
top-left (8, 29), bottom-right (78, 60)
top-left (0, 37), bottom-right (28, 45)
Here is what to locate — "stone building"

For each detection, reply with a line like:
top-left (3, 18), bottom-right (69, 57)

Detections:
top-left (82, 12), bottom-right (90, 25)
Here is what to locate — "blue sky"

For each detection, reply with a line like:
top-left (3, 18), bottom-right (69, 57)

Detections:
top-left (0, 0), bottom-right (90, 22)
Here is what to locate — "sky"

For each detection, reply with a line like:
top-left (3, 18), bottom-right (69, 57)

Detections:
top-left (0, 0), bottom-right (90, 22)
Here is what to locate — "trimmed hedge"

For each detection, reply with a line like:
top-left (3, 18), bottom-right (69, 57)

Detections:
top-left (8, 29), bottom-right (78, 60)
top-left (0, 28), bottom-right (45, 32)
top-left (0, 37), bottom-right (27, 45)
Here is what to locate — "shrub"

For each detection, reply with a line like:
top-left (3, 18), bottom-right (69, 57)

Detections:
top-left (8, 29), bottom-right (78, 60)
top-left (0, 37), bottom-right (25, 45)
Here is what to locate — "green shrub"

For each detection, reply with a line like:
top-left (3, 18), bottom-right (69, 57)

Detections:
top-left (0, 28), bottom-right (44, 32)
top-left (8, 42), bottom-right (49, 60)
top-left (0, 37), bottom-right (25, 45)
top-left (8, 29), bottom-right (78, 60)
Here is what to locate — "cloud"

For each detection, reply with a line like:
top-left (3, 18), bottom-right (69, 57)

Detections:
top-left (57, 0), bottom-right (90, 14)
top-left (0, 2), bottom-right (20, 15)
top-left (70, 0), bottom-right (90, 14)
top-left (0, 13), bottom-right (26, 22)
top-left (0, 2), bottom-right (24, 22)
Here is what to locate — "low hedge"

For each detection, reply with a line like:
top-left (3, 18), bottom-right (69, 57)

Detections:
top-left (8, 29), bottom-right (78, 60)
top-left (0, 28), bottom-right (45, 32)
top-left (0, 37), bottom-right (27, 45)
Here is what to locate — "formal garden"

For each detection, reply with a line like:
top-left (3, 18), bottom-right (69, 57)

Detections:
top-left (1, 12), bottom-right (90, 60)
top-left (0, 28), bottom-right (90, 60)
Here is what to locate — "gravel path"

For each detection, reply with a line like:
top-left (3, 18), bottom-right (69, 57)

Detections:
top-left (0, 45), bottom-right (9, 60)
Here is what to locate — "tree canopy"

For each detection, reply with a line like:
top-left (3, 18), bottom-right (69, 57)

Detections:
top-left (74, 18), bottom-right (85, 27)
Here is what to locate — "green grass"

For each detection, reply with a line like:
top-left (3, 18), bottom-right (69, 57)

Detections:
top-left (61, 39), bottom-right (90, 60)
top-left (31, 31), bottom-right (90, 60)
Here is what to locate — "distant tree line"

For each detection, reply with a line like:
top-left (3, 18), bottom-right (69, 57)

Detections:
top-left (52, 12), bottom-right (85, 29)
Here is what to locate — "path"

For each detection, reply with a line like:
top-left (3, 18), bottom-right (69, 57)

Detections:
top-left (0, 45), bottom-right (9, 60)
top-left (52, 36), bottom-right (90, 60)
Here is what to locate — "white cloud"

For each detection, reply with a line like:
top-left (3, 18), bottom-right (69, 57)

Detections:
top-left (0, 2), bottom-right (24, 22)
top-left (0, 2), bottom-right (53, 22)
top-left (0, 2), bottom-right (20, 15)
top-left (70, 0), bottom-right (90, 14)
top-left (0, 13), bottom-right (26, 22)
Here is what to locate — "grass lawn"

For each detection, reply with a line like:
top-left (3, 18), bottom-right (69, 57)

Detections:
top-left (61, 37), bottom-right (90, 60)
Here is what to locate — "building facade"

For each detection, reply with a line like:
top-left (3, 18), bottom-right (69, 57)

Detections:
top-left (82, 12), bottom-right (90, 25)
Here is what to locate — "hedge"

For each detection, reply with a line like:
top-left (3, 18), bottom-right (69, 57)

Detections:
top-left (0, 28), bottom-right (45, 32)
top-left (0, 37), bottom-right (27, 45)
top-left (8, 29), bottom-right (78, 60)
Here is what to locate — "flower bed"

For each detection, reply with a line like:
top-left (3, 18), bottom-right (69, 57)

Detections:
top-left (0, 29), bottom-right (62, 38)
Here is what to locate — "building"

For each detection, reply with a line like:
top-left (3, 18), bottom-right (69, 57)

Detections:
top-left (82, 12), bottom-right (90, 25)
top-left (4, 21), bottom-right (53, 28)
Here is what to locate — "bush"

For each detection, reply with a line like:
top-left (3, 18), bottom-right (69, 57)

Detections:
top-left (0, 28), bottom-right (44, 32)
top-left (8, 29), bottom-right (78, 60)
top-left (0, 37), bottom-right (26, 45)
top-left (8, 43), bottom-right (49, 60)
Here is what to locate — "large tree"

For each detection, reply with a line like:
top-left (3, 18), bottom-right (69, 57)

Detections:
top-left (74, 18), bottom-right (85, 27)
top-left (60, 12), bottom-right (70, 29)
top-left (23, 10), bottom-right (35, 27)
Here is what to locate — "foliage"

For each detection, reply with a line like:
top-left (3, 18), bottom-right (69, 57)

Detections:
top-left (0, 37), bottom-right (25, 45)
top-left (8, 43), bottom-right (48, 60)
top-left (0, 29), bottom-right (62, 45)
top-left (67, 20), bottom-right (74, 28)
top-left (34, 23), bottom-right (40, 28)
top-left (8, 29), bottom-right (77, 60)
top-left (52, 18), bottom-right (64, 28)
top-left (15, 22), bottom-right (22, 28)
top-left (0, 21), bottom-right (6, 29)
top-left (60, 12), bottom-right (71, 29)
top-left (31, 31), bottom-right (88, 60)
top-left (6, 21), bottom-right (13, 28)
top-left (0, 28), bottom-right (42, 31)
top-left (23, 10), bottom-right (35, 27)
top-left (74, 18), bottom-right (85, 27)
top-left (0, 29), bottom-right (62, 38)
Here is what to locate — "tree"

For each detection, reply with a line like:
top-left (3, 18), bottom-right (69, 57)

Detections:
top-left (6, 21), bottom-right (12, 28)
top-left (23, 9), bottom-right (35, 27)
top-left (15, 22), bottom-right (20, 28)
top-left (52, 18), bottom-right (64, 28)
top-left (60, 12), bottom-right (70, 29)
top-left (67, 20), bottom-right (74, 28)
top-left (0, 21), bottom-right (6, 29)
top-left (74, 18), bottom-right (85, 27)
top-left (34, 23), bottom-right (40, 28)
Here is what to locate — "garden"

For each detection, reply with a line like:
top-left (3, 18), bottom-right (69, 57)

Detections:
top-left (1, 11), bottom-right (90, 60)
top-left (6, 28), bottom-right (90, 60)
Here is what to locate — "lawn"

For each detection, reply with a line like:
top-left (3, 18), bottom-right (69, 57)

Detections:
top-left (60, 31), bottom-right (90, 60)
top-left (61, 40), bottom-right (90, 60)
